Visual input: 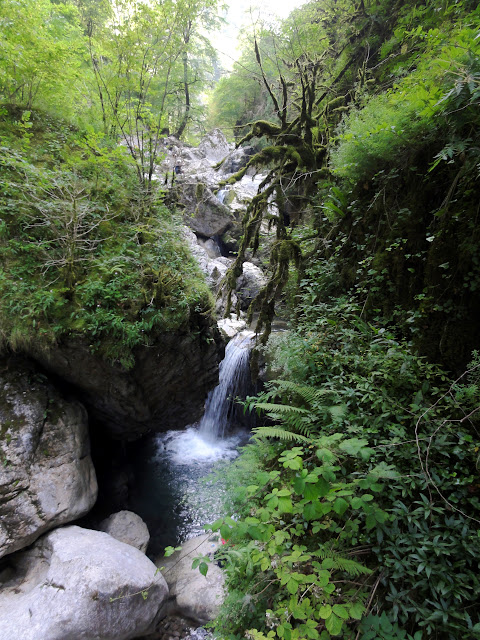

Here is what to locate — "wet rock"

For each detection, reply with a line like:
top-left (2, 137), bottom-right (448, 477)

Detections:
top-left (157, 534), bottom-right (224, 625)
top-left (217, 314), bottom-right (247, 340)
top-left (236, 262), bottom-right (267, 311)
top-left (0, 356), bottom-right (97, 559)
top-left (100, 510), bottom-right (150, 554)
top-left (25, 314), bottom-right (224, 441)
top-left (0, 526), bottom-right (168, 640)
top-left (180, 181), bottom-right (234, 237)
top-left (181, 228), bottom-right (238, 316)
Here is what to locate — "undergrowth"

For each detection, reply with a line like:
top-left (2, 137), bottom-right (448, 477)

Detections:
top-left (0, 105), bottom-right (213, 366)
top-left (204, 296), bottom-right (480, 640)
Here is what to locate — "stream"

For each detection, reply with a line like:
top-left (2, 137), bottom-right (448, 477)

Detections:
top-left (127, 331), bottom-right (255, 557)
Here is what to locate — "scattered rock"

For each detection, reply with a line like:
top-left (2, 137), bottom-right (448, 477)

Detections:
top-left (217, 314), bottom-right (247, 340)
top-left (157, 534), bottom-right (224, 625)
top-left (138, 614), bottom-right (212, 640)
top-left (0, 356), bottom-right (97, 559)
top-left (0, 526), bottom-right (168, 640)
top-left (100, 510), bottom-right (150, 554)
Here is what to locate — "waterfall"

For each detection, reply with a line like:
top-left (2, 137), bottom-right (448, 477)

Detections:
top-left (216, 188), bottom-right (227, 204)
top-left (199, 330), bottom-right (255, 441)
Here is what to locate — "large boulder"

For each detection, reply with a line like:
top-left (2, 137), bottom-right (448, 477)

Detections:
top-left (0, 526), bottom-right (168, 640)
top-left (100, 510), bottom-right (150, 554)
top-left (157, 534), bottom-right (224, 625)
top-left (181, 227), bottom-right (238, 316)
top-left (0, 357), bottom-right (97, 559)
top-left (25, 314), bottom-right (224, 440)
top-left (196, 129), bottom-right (232, 164)
top-left (180, 181), bottom-right (234, 237)
top-left (236, 262), bottom-right (267, 310)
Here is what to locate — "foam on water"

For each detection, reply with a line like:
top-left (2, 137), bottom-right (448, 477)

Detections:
top-left (154, 427), bottom-right (243, 465)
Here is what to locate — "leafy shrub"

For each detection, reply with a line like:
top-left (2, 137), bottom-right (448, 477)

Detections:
top-left (206, 297), bottom-right (480, 639)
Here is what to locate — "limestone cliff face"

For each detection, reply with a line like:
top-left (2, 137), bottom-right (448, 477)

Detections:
top-left (26, 312), bottom-right (224, 440)
top-left (0, 356), bottom-right (97, 559)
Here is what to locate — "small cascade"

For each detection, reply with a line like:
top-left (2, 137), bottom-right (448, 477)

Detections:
top-left (216, 188), bottom-right (227, 204)
top-left (199, 330), bottom-right (255, 441)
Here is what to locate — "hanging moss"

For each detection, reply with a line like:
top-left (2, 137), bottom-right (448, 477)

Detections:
top-left (195, 182), bottom-right (206, 200)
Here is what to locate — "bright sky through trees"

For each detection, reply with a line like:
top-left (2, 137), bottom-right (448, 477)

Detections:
top-left (216, 0), bottom-right (307, 68)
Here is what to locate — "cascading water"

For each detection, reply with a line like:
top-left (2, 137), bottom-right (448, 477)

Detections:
top-left (216, 188), bottom-right (227, 204)
top-left (199, 330), bottom-right (255, 441)
top-left (127, 329), bottom-right (255, 553)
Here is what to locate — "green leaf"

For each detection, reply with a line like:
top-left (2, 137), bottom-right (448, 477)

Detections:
top-left (287, 577), bottom-right (300, 594)
top-left (332, 604), bottom-right (348, 620)
top-left (348, 601), bottom-right (364, 620)
top-left (303, 503), bottom-right (318, 521)
top-left (316, 569), bottom-right (330, 587)
top-left (220, 524), bottom-right (231, 540)
top-left (333, 498), bottom-right (348, 516)
top-left (294, 476), bottom-right (306, 494)
top-left (278, 497), bottom-right (293, 513)
top-left (318, 604), bottom-right (332, 619)
top-left (305, 477), bottom-right (330, 500)
top-left (325, 613), bottom-right (343, 636)
top-left (199, 562), bottom-right (208, 577)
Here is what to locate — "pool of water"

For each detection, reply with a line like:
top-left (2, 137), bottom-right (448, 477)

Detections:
top-left (127, 426), bottom-right (248, 557)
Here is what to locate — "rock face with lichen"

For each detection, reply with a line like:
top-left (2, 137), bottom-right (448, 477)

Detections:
top-left (0, 356), bottom-right (97, 559)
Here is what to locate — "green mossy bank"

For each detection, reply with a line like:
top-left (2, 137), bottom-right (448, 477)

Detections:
top-left (0, 106), bottom-right (214, 368)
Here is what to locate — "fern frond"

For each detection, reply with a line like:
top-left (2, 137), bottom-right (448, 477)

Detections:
top-left (252, 427), bottom-right (310, 443)
top-left (253, 402), bottom-right (311, 415)
top-left (273, 379), bottom-right (333, 405)
top-left (313, 547), bottom-right (371, 577)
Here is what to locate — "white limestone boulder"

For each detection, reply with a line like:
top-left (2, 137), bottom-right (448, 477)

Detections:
top-left (0, 357), bottom-right (97, 559)
top-left (236, 261), bottom-right (267, 310)
top-left (218, 314), bottom-right (248, 340)
top-left (158, 534), bottom-right (224, 625)
top-left (197, 129), bottom-right (232, 165)
top-left (100, 510), bottom-right (150, 554)
top-left (0, 526), bottom-right (168, 640)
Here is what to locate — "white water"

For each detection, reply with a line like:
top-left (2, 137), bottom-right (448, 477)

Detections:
top-left (216, 188), bottom-right (227, 203)
top-left (133, 331), bottom-right (255, 548)
top-left (199, 330), bottom-right (255, 441)
top-left (156, 427), bottom-right (243, 465)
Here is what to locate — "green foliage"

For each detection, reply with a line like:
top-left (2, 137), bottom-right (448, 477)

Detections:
top-left (330, 21), bottom-right (480, 183)
top-left (0, 0), bottom-right (86, 119)
top-left (207, 294), bottom-right (480, 639)
top-left (0, 108), bottom-right (213, 365)
top-left (208, 434), bottom-right (379, 640)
